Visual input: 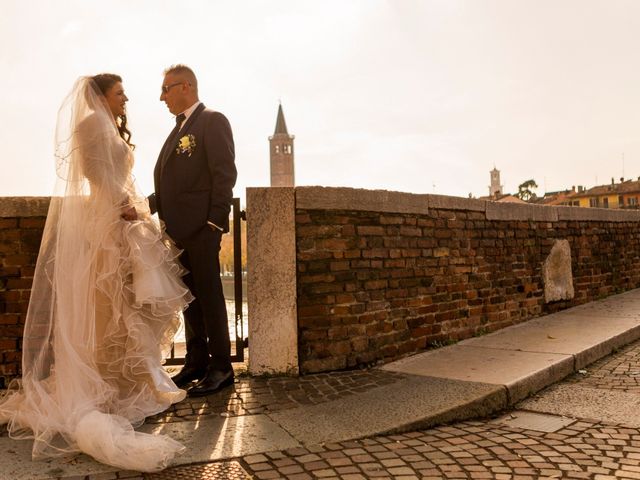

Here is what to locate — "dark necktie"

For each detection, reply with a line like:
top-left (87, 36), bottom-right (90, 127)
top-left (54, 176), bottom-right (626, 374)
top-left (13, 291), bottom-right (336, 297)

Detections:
top-left (160, 114), bottom-right (187, 175)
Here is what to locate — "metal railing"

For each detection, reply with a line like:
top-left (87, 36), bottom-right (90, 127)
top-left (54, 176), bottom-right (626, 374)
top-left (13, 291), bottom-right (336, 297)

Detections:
top-left (165, 198), bottom-right (247, 364)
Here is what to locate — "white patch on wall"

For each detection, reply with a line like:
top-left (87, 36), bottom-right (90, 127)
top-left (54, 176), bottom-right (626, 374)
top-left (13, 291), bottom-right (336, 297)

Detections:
top-left (543, 239), bottom-right (575, 302)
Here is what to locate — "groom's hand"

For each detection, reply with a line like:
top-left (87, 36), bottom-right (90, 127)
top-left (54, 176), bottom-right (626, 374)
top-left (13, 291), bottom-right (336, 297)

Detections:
top-left (121, 206), bottom-right (138, 221)
top-left (147, 193), bottom-right (157, 215)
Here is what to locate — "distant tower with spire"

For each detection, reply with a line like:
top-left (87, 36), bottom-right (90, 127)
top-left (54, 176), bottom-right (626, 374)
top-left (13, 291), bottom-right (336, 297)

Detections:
top-left (269, 103), bottom-right (295, 187)
top-left (489, 167), bottom-right (503, 198)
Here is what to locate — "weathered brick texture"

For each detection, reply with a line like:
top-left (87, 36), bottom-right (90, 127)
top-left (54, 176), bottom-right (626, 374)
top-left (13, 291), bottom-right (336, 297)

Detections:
top-left (296, 207), bottom-right (640, 373)
top-left (0, 198), bottom-right (48, 387)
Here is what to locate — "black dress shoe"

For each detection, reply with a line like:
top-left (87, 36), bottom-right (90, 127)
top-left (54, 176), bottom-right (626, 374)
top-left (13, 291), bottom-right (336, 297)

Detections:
top-left (188, 368), bottom-right (234, 397)
top-left (171, 365), bottom-right (207, 389)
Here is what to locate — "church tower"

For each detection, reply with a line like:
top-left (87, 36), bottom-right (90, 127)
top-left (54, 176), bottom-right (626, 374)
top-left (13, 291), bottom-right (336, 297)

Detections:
top-left (269, 103), bottom-right (295, 187)
top-left (489, 167), bottom-right (503, 198)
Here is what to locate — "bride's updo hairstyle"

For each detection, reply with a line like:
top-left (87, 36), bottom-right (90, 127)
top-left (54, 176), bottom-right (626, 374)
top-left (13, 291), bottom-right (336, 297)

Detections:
top-left (91, 73), bottom-right (134, 149)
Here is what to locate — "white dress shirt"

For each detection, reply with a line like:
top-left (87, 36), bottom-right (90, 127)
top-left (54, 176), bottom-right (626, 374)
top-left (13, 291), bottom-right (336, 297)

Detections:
top-left (177, 101), bottom-right (201, 130)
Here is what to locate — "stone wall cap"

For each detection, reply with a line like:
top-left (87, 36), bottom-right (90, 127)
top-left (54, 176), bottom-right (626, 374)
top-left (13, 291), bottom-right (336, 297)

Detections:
top-left (486, 201), bottom-right (559, 221)
top-left (427, 194), bottom-right (486, 212)
top-left (295, 186), bottom-right (430, 215)
top-left (555, 206), bottom-right (640, 222)
top-left (0, 197), bottom-right (51, 217)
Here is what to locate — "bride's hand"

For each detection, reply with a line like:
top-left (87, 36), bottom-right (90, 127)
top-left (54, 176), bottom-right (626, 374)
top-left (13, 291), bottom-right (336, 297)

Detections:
top-left (121, 206), bottom-right (138, 221)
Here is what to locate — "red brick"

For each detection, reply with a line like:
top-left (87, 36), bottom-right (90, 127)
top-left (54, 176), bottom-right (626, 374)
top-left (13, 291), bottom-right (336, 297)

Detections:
top-left (0, 315), bottom-right (20, 325)
top-left (0, 339), bottom-right (17, 350)
top-left (357, 226), bottom-right (385, 236)
top-left (0, 364), bottom-right (17, 375)
top-left (0, 218), bottom-right (18, 228)
top-left (330, 261), bottom-right (350, 271)
top-left (18, 217), bottom-right (46, 228)
top-left (380, 216), bottom-right (404, 225)
top-left (298, 305), bottom-right (330, 317)
top-left (296, 206), bottom-right (640, 373)
top-left (6, 278), bottom-right (35, 289)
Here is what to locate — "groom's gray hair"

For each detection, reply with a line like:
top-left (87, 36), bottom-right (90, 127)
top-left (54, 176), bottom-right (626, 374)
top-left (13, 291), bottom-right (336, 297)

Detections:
top-left (164, 64), bottom-right (198, 91)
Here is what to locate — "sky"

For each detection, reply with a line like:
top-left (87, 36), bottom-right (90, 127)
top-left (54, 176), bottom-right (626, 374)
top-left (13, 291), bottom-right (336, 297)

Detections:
top-left (2, 0), bottom-right (640, 204)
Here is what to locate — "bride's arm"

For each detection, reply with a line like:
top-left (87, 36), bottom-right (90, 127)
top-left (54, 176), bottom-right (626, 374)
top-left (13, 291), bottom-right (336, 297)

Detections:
top-left (77, 115), bottom-right (137, 220)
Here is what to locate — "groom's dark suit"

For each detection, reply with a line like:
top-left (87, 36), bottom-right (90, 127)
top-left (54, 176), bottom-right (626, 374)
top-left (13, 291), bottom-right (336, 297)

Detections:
top-left (149, 102), bottom-right (237, 376)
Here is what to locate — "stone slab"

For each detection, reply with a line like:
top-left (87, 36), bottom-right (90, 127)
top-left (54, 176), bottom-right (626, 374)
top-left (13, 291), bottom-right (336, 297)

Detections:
top-left (295, 186), bottom-right (430, 215)
top-left (460, 312), bottom-right (640, 370)
top-left (0, 436), bottom-right (115, 480)
top-left (553, 289), bottom-right (640, 318)
top-left (519, 384), bottom-right (640, 428)
top-left (140, 414), bottom-right (300, 462)
top-left (268, 375), bottom-right (505, 446)
top-left (0, 197), bottom-right (50, 218)
top-left (485, 201), bottom-right (558, 221)
top-left (0, 415), bottom-right (300, 480)
top-left (426, 194), bottom-right (486, 212)
top-left (491, 411), bottom-right (576, 433)
top-left (246, 187), bottom-right (299, 375)
top-left (382, 345), bottom-right (574, 404)
top-left (555, 205), bottom-right (640, 222)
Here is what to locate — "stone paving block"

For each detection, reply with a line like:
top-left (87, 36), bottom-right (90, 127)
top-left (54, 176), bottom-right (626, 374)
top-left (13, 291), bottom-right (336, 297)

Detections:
top-left (146, 461), bottom-right (251, 479)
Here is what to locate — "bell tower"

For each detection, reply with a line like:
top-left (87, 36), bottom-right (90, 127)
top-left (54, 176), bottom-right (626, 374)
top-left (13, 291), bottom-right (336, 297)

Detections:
top-left (489, 167), bottom-right (503, 198)
top-left (269, 103), bottom-right (295, 187)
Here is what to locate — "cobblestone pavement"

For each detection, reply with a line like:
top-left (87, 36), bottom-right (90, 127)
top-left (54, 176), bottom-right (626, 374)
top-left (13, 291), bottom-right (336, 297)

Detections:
top-left (14, 341), bottom-right (640, 478)
top-left (563, 340), bottom-right (640, 393)
top-left (1, 368), bottom-right (405, 431)
top-left (223, 339), bottom-right (640, 479)
top-left (234, 418), bottom-right (640, 479)
top-left (146, 369), bottom-right (405, 423)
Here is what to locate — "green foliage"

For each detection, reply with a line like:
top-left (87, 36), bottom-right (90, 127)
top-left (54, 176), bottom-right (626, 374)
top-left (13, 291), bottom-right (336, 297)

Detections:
top-left (517, 179), bottom-right (539, 201)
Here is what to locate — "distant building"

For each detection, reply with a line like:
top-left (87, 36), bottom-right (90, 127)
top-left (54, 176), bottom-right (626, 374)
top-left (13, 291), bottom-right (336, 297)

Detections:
top-left (269, 103), bottom-right (295, 187)
top-left (479, 167), bottom-right (525, 202)
top-left (535, 187), bottom-right (580, 206)
top-left (489, 167), bottom-right (503, 198)
top-left (494, 194), bottom-right (526, 204)
top-left (569, 178), bottom-right (640, 209)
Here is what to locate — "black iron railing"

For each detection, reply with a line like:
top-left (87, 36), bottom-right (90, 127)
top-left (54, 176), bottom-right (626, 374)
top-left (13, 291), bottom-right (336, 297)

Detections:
top-left (165, 198), bottom-right (247, 365)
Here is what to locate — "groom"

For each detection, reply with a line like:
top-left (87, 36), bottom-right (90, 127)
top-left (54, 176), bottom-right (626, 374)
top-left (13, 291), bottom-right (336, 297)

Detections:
top-left (148, 64), bottom-right (237, 396)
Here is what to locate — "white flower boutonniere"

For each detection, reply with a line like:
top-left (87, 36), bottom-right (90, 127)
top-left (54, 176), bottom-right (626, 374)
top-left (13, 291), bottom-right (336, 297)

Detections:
top-left (176, 134), bottom-right (196, 157)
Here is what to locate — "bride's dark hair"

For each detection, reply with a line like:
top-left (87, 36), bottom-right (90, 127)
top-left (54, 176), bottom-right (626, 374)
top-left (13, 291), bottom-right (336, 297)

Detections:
top-left (91, 73), bottom-right (135, 149)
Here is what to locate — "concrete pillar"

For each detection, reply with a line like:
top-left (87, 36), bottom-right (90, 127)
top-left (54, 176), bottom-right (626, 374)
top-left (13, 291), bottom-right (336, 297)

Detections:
top-left (246, 187), bottom-right (299, 375)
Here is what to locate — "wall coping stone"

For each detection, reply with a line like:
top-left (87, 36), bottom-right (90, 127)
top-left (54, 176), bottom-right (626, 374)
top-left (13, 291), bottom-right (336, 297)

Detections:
top-left (295, 186), bottom-right (430, 215)
top-left (0, 197), bottom-right (50, 217)
top-left (427, 194), bottom-right (486, 212)
top-left (486, 201), bottom-right (559, 222)
top-left (294, 187), bottom-right (640, 222)
top-left (3, 192), bottom-right (639, 223)
top-left (555, 205), bottom-right (640, 222)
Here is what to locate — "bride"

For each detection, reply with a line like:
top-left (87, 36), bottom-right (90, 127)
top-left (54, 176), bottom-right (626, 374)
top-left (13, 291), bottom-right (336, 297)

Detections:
top-left (0, 74), bottom-right (193, 472)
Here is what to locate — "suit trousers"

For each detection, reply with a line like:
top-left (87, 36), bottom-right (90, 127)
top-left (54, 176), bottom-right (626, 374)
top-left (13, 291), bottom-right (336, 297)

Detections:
top-left (178, 226), bottom-right (232, 372)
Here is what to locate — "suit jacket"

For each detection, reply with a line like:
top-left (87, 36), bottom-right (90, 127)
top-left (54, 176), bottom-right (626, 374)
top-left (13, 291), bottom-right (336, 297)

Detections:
top-left (150, 103), bottom-right (237, 241)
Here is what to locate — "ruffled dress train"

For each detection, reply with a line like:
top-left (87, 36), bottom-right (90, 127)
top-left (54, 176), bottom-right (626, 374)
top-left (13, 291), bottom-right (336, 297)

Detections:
top-left (0, 76), bottom-right (194, 472)
top-left (0, 213), bottom-right (193, 472)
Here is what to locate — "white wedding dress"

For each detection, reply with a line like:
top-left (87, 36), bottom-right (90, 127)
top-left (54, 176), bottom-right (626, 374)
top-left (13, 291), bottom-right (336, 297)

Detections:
top-left (0, 77), bottom-right (193, 472)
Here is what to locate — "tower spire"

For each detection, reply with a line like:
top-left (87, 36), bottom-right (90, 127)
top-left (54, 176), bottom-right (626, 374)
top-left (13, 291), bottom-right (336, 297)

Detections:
top-left (269, 102), bottom-right (295, 187)
top-left (274, 103), bottom-right (289, 135)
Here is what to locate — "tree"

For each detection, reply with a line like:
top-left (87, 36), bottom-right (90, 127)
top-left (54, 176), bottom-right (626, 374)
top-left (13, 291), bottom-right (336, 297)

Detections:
top-left (219, 217), bottom-right (247, 275)
top-left (517, 179), bottom-right (538, 201)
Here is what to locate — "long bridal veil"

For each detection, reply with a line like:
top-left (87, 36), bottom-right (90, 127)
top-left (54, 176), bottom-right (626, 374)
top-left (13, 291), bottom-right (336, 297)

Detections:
top-left (0, 77), bottom-right (192, 472)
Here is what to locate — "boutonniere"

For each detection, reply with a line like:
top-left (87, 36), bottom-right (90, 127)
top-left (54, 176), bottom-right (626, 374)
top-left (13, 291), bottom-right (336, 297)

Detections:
top-left (176, 134), bottom-right (196, 157)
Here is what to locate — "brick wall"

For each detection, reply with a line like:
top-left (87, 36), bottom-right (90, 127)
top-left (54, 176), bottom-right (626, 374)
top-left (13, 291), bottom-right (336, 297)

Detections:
top-left (7, 191), bottom-right (640, 380)
top-left (0, 197), bottom-right (49, 387)
top-left (292, 188), bottom-right (640, 373)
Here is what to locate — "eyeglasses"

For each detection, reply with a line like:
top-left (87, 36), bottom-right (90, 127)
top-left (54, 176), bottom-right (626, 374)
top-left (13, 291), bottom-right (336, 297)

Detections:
top-left (161, 82), bottom-right (184, 94)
